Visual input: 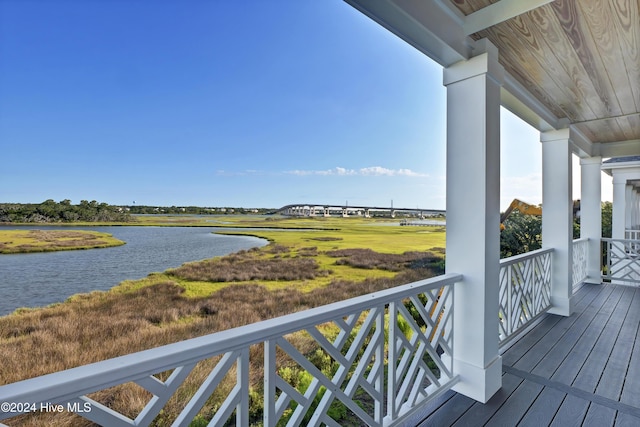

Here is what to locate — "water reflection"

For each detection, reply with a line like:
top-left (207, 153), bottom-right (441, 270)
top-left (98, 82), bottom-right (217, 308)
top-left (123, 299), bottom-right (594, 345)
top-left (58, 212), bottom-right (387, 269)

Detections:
top-left (0, 226), bottom-right (267, 315)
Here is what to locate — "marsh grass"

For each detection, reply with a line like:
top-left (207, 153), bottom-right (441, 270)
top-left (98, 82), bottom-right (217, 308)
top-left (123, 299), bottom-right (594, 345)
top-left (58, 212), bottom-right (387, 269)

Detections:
top-left (327, 248), bottom-right (442, 272)
top-left (0, 270), bottom-right (436, 426)
top-left (169, 251), bottom-right (329, 282)
top-left (0, 230), bottom-right (124, 254)
top-left (0, 216), bottom-right (446, 425)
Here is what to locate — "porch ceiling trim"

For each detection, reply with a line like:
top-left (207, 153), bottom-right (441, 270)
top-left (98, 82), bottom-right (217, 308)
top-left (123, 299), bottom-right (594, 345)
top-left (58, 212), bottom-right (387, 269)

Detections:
top-left (462, 0), bottom-right (555, 36)
top-left (346, 0), bottom-right (640, 161)
top-left (599, 140), bottom-right (640, 159)
top-left (345, 0), bottom-right (471, 67)
top-left (346, 0), bottom-right (564, 134)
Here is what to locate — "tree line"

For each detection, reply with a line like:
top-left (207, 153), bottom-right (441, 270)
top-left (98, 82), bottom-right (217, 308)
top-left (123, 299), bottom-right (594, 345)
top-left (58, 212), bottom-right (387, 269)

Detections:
top-left (126, 205), bottom-right (271, 215)
top-left (500, 201), bottom-right (612, 258)
top-left (0, 200), bottom-right (132, 223)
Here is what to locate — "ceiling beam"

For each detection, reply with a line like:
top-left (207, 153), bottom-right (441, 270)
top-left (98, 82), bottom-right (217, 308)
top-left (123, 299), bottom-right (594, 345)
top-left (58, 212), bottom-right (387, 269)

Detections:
top-left (599, 140), bottom-right (640, 158)
top-left (345, 0), bottom-right (472, 67)
top-left (569, 126), bottom-right (595, 158)
top-left (463, 0), bottom-right (554, 35)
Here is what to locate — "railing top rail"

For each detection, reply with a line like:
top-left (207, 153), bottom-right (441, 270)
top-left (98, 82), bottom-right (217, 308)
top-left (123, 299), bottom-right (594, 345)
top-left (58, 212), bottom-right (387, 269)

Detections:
top-left (499, 247), bottom-right (554, 267)
top-left (573, 237), bottom-right (589, 243)
top-left (0, 272), bottom-right (461, 406)
top-left (602, 238), bottom-right (640, 243)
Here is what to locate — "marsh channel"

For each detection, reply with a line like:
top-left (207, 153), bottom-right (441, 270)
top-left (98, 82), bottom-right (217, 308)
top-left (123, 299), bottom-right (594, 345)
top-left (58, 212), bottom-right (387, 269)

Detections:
top-left (0, 226), bottom-right (268, 316)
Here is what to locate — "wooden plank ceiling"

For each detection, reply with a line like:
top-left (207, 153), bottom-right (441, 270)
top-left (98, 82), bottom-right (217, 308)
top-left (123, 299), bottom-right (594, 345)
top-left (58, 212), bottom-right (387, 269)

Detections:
top-left (450, 0), bottom-right (640, 145)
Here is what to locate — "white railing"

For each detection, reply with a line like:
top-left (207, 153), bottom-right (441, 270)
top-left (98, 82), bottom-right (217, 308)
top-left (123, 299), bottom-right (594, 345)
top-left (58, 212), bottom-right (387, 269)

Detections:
top-left (603, 238), bottom-right (640, 285)
top-left (498, 248), bottom-right (553, 345)
top-left (625, 229), bottom-right (640, 240)
top-left (572, 238), bottom-right (589, 291)
top-left (0, 274), bottom-right (461, 427)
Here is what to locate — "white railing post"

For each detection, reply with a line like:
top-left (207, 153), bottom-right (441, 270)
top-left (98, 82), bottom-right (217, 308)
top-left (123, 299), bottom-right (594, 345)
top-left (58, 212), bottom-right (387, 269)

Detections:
top-left (443, 39), bottom-right (503, 403)
top-left (387, 301), bottom-right (400, 421)
top-left (238, 348), bottom-right (249, 427)
top-left (374, 309), bottom-right (384, 425)
top-left (264, 340), bottom-right (277, 427)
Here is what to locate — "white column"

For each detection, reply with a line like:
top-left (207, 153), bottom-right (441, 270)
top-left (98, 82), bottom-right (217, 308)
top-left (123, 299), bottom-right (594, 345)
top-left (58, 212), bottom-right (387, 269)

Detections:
top-left (628, 190), bottom-right (638, 230)
top-left (626, 185), bottom-right (634, 234)
top-left (612, 174), bottom-right (628, 239)
top-left (631, 189), bottom-right (636, 230)
top-left (580, 157), bottom-right (602, 284)
top-left (444, 42), bottom-right (503, 403)
top-left (541, 129), bottom-right (573, 316)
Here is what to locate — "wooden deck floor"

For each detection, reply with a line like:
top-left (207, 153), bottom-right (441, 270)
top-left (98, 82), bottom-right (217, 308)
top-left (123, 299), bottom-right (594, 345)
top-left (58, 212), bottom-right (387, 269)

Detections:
top-left (412, 282), bottom-right (640, 426)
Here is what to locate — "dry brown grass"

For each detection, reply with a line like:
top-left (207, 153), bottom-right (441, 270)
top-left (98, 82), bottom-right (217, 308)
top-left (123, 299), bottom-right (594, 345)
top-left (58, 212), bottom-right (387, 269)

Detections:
top-left (0, 233), bottom-right (443, 426)
top-left (168, 248), bottom-right (329, 282)
top-left (327, 248), bottom-right (442, 272)
top-left (0, 268), bottom-right (436, 426)
top-left (0, 269), bottom-right (434, 384)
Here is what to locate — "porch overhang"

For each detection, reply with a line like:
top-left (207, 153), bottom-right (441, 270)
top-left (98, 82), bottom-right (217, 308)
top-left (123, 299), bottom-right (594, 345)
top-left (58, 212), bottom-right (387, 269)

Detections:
top-left (345, 0), bottom-right (640, 160)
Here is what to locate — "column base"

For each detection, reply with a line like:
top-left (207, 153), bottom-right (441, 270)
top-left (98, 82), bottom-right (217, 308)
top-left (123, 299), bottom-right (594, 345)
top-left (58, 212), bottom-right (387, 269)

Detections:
top-left (451, 355), bottom-right (502, 403)
top-left (547, 295), bottom-right (573, 316)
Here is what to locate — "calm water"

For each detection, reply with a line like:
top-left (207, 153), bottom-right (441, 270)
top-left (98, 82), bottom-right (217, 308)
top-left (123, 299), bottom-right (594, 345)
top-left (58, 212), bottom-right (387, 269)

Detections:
top-left (0, 226), bottom-right (267, 316)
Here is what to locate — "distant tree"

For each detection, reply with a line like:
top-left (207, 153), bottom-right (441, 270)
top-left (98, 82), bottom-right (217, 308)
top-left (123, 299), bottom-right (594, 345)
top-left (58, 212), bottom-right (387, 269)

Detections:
top-left (601, 201), bottom-right (612, 238)
top-left (0, 200), bottom-right (131, 223)
top-left (500, 211), bottom-right (542, 258)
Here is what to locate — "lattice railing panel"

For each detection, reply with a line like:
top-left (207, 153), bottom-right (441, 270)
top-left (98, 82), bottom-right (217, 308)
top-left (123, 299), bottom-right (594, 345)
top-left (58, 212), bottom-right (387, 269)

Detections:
top-left (572, 238), bottom-right (588, 290)
top-left (387, 285), bottom-right (454, 422)
top-left (265, 307), bottom-right (385, 427)
top-left (499, 248), bottom-right (552, 344)
top-left (0, 274), bottom-right (461, 427)
top-left (0, 350), bottom-right (249, 427)
top-left (603, 239), bottom-right (640, 285)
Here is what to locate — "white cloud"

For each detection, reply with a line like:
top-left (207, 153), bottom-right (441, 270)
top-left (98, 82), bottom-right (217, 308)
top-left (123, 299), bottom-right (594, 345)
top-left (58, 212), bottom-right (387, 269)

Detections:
top-left (285, 166), bottom-right (428, 177)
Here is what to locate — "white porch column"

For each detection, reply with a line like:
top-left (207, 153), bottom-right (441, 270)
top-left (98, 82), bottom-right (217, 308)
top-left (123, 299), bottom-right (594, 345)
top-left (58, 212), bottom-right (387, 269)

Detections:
top-left (631, 189), bottom-right (636, 230)
top-left (627, 190), bottom-right (638, 230)
top-left (612, 175), bottom-right (628, 239)
top-left (625, 185), bottom-right (633, 233)
top-left (444, 42), bottom-right (503, 403)
top-left (580, 157), bottom-right (602, 284)
top-left (541, 129), bottom-right (573, 316)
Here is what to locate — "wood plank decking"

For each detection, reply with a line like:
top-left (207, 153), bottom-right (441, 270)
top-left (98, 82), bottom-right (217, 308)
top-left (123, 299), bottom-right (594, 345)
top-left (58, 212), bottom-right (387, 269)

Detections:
top-left (412, 283), bottom-right (640, 426)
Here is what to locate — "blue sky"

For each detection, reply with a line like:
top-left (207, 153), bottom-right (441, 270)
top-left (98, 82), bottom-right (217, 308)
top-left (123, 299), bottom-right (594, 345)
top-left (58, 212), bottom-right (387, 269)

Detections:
top-left (0, 0), bottom-right (611, 210)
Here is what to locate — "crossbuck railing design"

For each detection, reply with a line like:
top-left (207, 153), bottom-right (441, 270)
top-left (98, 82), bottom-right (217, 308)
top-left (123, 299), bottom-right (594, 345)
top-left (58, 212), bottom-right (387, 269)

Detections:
top-left (498, 248), bottom-right (553, 345)
top-left (0, 274), bottom-right (461, 427)
top-left (603, 238), bottom-right (640, 285)
top-left (572, 238), bottom-right (589, 291)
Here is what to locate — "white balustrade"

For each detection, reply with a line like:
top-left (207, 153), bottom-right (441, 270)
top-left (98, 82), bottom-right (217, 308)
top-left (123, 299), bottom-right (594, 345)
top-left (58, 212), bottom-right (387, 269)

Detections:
top-left (572, 238), bottom-right (589, 291)
top-left (603, 238), bottom-right (640, 285)
top-left (0, 274), bottom-right (461, 427)
top-left (625, 229), bottom-right (640, 240)
top-left (498, 248), bottom-right (553, 345)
